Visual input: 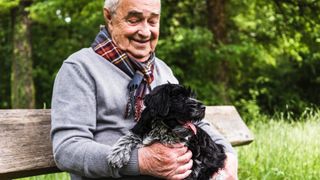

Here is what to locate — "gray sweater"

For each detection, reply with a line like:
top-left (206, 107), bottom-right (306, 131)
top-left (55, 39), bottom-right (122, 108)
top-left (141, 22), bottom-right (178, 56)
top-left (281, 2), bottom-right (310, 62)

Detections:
top-left (51, 48), bottom-right (235, 180)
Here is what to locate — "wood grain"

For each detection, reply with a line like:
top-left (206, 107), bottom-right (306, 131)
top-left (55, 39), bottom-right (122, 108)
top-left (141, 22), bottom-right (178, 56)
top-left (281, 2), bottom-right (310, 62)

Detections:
top-left (205, 106), bottom-right (254, 146)
top-left (0, 109), bottom-right (60, 179)
top-left (0, 106), bottom-right (253, 178)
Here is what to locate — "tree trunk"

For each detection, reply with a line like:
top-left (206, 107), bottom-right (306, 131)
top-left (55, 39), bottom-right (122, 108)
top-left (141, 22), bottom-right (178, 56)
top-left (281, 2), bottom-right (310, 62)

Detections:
top-left (206, 0), bottom-right (228, 44)
top-left (0, 15), bottom-right (12, 108)
top-left (206, 0), bottom-right (230, 103)
top-left (11, 0), bottom-right (35, 108)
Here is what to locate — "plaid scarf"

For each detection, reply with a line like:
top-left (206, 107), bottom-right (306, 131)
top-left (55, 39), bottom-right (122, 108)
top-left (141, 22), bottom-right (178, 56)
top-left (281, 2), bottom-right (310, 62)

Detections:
top-left (91, 26), bottom-right (155, 121)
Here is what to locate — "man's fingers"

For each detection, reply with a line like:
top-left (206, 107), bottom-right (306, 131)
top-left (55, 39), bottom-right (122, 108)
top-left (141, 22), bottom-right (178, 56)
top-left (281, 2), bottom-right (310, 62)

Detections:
top-left (171, 169), bottom-right (192, 180)
top-left (177, 150), bottom-right (192, 163)
top-left (175, 159), bottom-right (193, 174)
top-left (166, 143), bottom-right (185, 148)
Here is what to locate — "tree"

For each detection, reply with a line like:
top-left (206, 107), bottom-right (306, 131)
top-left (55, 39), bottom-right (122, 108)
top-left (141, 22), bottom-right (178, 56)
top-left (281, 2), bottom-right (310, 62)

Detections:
top-left (0, 0), bottom-right (35, 108)
top-left (206, 0), bottom-right (230, 103)
top-left (0, 3), bottom-right (13, 108)
top-left (10, 0), bottom-right (35, 108)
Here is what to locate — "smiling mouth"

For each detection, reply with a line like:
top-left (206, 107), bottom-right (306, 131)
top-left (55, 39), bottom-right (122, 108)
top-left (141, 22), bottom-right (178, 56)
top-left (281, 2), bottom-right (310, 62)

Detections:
top-left (131, 40), bottom-right (150, 49)
top-left (132, 38), bottom-right (150, 44)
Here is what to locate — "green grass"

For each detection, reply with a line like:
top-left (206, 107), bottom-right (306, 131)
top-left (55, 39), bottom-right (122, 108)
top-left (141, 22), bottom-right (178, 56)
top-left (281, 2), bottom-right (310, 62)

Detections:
top-left (237, 110), bottom-right (320, 180)
top-left (16, 172), bottom-right (70, 180)
top-left (17, 110), bottom-right (320, 180)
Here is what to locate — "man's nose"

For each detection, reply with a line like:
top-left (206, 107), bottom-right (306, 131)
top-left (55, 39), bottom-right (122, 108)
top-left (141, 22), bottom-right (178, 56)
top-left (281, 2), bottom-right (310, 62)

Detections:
top-left (137, 22), bottom-right (151, 38)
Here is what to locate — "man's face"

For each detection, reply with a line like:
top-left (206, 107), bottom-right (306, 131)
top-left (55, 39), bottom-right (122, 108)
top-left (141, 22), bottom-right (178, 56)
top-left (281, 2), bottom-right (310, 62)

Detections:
top-left (105, 0), bottom-right (161, 62)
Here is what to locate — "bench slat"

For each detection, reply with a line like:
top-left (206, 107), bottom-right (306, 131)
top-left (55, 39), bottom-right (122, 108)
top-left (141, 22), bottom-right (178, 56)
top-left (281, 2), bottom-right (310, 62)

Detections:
top-left (0, 106), bottom-right (253, 179)
top-left (0, 110), bottom-right (60, 179)
top-left (205, 106), bottom-right (254, 146)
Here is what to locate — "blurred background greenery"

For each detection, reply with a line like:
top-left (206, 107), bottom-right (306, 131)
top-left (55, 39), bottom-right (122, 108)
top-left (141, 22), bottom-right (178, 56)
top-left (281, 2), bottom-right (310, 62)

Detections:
top-left (1, 0), bottom-right (320, 120)
top-left (1, 0), bottom-right (320, 179)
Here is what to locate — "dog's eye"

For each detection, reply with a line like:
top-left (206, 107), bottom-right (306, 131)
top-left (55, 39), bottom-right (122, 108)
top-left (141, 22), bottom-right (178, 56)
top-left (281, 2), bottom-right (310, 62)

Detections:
top-left (182, 95), bottom-right (189, 100)
top-left (165, 120), bottom-right (179, 128)
top-left (173, 95), bottom-right (187, 102)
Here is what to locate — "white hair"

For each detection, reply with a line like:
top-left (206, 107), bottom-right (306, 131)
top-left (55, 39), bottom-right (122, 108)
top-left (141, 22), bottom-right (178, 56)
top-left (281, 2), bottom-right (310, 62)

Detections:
top-left (104, 0), bottom-right (161, 15)
top-left (104, 0), bottom-right (121, 15)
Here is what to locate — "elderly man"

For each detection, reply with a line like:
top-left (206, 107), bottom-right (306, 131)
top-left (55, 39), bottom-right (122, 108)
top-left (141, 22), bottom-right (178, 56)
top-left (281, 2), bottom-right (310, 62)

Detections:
top-left (51, 0), bottom-right (238, 179)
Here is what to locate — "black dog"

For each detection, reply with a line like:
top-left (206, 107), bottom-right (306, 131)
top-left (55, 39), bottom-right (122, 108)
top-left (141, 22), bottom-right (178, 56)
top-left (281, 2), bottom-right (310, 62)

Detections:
top-left (108, 83), bottom-right (226, 179)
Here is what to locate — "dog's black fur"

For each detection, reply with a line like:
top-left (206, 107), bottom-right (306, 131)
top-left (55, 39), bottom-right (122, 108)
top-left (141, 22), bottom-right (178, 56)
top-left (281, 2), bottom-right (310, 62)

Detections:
top-left (131, 83), bottom-right (227, 180)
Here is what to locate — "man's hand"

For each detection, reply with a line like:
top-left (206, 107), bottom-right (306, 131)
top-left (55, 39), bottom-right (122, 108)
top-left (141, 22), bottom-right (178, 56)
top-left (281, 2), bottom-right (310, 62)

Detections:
top-left (138, 142), bottom-right (193, 180)
top-left (212, 152), bottom-right (238, 180)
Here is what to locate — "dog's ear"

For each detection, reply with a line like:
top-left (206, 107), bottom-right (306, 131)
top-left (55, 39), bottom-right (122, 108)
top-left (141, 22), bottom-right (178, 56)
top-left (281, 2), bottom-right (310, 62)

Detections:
top-left (187, 86), bottom-right (196, 98)
top-left (131, 110), bottom-right (152, 136)
top-left (144, 87), bottom-right (170, 117)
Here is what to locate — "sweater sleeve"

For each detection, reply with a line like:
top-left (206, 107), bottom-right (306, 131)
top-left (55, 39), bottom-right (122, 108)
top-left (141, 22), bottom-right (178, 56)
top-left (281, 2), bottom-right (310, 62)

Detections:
top-left (195, 119), bottom-right (236, 155)
top-left (51, 62), bottom-right (140, 178)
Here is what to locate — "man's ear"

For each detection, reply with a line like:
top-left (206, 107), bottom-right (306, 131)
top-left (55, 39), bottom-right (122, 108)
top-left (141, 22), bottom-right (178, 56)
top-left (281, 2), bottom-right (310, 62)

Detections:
top-left (103, 8), bottom-right (113, 29)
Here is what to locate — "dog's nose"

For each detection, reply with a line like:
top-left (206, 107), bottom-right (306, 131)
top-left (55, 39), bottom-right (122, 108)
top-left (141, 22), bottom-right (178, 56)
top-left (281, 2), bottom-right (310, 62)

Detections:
top-left (200, 104), bottom-right (206, 111)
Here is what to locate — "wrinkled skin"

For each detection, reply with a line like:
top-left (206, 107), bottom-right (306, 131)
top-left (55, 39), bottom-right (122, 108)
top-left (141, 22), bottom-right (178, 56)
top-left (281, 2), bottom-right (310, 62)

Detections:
top-left (104, 0), bottom-right (160, 62)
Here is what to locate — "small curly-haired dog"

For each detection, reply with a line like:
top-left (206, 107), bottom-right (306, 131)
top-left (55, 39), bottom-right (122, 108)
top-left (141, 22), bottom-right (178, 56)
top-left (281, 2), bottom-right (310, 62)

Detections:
top-left (107, 83), bottom-right (226, 179)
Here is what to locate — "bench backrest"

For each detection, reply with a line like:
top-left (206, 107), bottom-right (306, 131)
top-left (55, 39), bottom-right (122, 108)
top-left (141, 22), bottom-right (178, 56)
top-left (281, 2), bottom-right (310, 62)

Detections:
top-left (0, 106), bottom-right (253, 179)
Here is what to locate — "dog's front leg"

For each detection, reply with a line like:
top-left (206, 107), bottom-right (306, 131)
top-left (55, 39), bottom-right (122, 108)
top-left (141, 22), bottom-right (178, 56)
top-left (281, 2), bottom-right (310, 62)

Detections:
top-left (107, 132), bottom-right (142, 168)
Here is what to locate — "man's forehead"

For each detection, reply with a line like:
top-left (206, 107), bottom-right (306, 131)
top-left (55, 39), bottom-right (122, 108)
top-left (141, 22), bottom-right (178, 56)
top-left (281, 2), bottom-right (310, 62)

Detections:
top-left (127, 9), bottom-right (160, 17)
top-left (118, 0), bottom-right (161, 15)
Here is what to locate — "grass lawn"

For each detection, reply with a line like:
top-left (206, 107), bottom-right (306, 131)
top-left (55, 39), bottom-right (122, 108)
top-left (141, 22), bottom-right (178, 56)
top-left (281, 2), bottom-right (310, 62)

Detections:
top-left (17, 111), bottom-right (320, 180)
top-left (17, 172), bottom-right (70, 180)
top-left (237, 111), bottom-right (320, 180)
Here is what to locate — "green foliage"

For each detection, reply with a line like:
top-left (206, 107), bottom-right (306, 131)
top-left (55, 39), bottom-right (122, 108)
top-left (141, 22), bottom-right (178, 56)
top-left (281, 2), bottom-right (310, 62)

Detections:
top-left (29, 0), bottom-right (104, 108)
top-left (157, 26), bottom-right (233, 104)
top-left (0, 0), bottom-right (19, 14)
top-left (227, 0), bottom-right (320, 115)
top-left (0, 0), bottom-right (319, 117)
top-left (159, 0), bottom-right (320, 117)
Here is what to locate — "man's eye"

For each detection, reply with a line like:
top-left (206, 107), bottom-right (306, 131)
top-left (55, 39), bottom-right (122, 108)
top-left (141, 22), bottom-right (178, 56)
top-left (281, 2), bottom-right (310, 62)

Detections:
top-left (127, 18), bottom-right (141, 24)
top-left (148, 18), bottom-right (159, 25)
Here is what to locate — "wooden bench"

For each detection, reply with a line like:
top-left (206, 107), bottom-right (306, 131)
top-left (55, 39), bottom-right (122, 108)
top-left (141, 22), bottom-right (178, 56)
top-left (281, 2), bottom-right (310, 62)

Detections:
top-left (0, 106), bottom-right (254, 179)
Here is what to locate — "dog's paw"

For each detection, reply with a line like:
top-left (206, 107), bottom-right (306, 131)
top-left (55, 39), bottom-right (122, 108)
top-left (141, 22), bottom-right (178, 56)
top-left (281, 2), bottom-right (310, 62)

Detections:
top-left (107, 150), bottom-right (131, 168)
